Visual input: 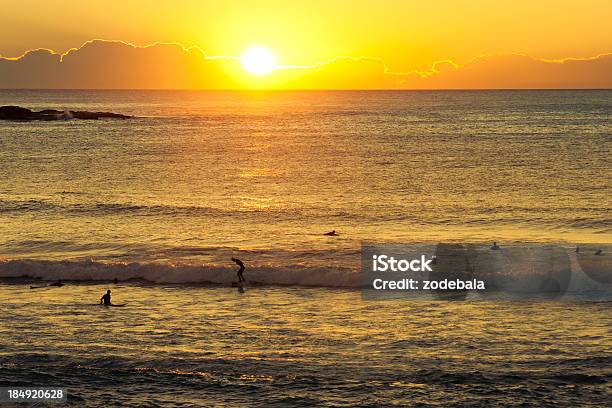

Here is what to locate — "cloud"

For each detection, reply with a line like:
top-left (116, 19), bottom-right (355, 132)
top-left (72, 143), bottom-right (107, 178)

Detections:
top-left (397, 53), bottom-right (612, 89)
top-left (1, 40), bottom-right (611, 89)
top-left (0, 40), bottom-right (238, 89)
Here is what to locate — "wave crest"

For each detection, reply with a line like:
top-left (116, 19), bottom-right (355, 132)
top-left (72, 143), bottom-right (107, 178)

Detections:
top-left (0, 259), bottom-right (359, 287)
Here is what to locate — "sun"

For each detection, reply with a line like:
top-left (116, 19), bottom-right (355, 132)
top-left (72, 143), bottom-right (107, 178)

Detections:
top-left (240, 46), bottom-right (277, 75)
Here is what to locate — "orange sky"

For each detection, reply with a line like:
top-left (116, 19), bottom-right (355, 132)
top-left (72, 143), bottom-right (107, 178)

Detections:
top-left (1, 1), bottom-right (611, 89)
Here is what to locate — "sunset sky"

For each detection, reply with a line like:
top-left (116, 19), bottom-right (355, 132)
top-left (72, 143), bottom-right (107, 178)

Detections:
top-left (1, 0), bottom-right (611, 89)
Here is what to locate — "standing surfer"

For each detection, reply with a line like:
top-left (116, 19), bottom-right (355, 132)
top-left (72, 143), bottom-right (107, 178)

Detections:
top-left (232, 258), bottom-right (246, 283)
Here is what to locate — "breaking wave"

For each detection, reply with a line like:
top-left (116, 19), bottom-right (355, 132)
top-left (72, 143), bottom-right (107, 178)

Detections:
top-left (0, 259), bottom-right (359, 287)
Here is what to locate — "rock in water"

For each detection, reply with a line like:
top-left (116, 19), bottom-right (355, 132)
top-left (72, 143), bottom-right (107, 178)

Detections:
top-left (0, 106), bottom-right (33, 120)
top-left (0, 105), bottom-right (132, 121)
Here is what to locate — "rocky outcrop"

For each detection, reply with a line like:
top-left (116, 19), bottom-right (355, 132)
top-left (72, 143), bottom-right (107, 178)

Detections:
top-left (0, 105), bottom-right (132, 121)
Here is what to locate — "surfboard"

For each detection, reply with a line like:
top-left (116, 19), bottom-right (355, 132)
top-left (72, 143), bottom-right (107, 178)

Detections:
top-left (98, 303), bottom-right (126, 307)
top-left (231, 281), bottom-right (264, 287)
top-left (30, 284), bottom-right (62, 289)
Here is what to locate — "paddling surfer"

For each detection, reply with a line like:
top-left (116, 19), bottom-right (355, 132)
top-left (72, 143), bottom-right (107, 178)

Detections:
top-left (232, 258), bottom-right (245, 283)
top-left (30, 279), bottom-right (63, 289)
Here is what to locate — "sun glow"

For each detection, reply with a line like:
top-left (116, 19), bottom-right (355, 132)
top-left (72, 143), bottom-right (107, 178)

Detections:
top-left (240, 46), bottom-right (277, 75)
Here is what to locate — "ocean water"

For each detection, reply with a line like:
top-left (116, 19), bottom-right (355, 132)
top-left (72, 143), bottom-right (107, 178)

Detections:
top-left (0, 90), bottom-right (611, 406)
top-left (0, 283), bottom-right (610, 407)
top-left (1, 90), bottom-right (611, 284)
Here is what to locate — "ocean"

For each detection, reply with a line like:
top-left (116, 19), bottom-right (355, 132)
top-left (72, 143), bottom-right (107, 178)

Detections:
top-left (1, 284), bottom-right (610, 406)
top-left (0, 90), bottom-right (610, 406)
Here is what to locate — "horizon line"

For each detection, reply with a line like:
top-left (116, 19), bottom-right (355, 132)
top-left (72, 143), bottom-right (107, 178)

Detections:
top-left (2, 88), bottom-right (612, 92)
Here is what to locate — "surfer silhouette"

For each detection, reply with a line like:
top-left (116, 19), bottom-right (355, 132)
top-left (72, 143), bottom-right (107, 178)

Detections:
top-left (232, 258), bottom-right (245, 283)
top-left (324, 230), bottom-right (338, 236)
top-left (100, 289), bottom-right (112, 305)
top-left (490, 242), bottom-right (500, 250)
